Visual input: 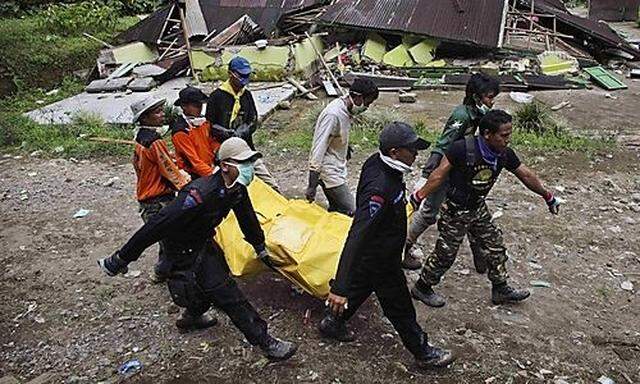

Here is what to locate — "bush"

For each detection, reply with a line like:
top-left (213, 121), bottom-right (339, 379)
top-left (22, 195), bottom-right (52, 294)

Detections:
top-left (513, 101), bottom-right (566, 136)
top-left (0, 9), bottom-right (138, 91)
top-left (34, 1), bottom-right (120, 36)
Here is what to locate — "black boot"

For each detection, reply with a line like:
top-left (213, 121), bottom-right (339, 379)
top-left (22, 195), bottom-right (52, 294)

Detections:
top-left (318, 314), bottom-right (356, 342)
top-left (491, 284), bottom-right (530, 305)
top-left (97, 251), bottom-right (128, 276)
top-left (411, 283), bottom-right (446, 308)
top-left (259, 335), bottom-right (298, 361)
top-left (401, 241), bottom-right (423, 271)
top-left (175, 311), bottom-right (218, 333)
top-left (415, 344), bottom-right (456, 369)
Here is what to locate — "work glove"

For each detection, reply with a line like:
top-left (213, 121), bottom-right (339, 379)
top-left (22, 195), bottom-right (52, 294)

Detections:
top-left (211, 124), bottom-right (235, 141)
top-left (234, 123), bottom-right (253, 142)
top-left (544, 192), bottom-right (561, 215)
top-left (305, 170), bottom-right (321, 202)
top-left (410, 190), bottom-right (425, 211)
top-left (97, 251), bottom-right (129, 277)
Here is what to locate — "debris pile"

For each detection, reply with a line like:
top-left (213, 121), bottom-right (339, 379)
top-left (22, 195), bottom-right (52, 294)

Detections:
top-left (26, 0), bottom-right (640, 124)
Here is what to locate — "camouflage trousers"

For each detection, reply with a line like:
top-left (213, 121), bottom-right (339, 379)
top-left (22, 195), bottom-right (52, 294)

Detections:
top-left (419, 200), bottom-right (508, 287)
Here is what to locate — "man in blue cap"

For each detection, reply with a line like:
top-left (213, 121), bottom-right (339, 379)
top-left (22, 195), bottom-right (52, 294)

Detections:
top-left (205, 56), bottom-right (279, 191)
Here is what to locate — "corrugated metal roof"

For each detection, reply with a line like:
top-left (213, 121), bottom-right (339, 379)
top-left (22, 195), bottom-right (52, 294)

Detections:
top-left (590, 0), bottom-right (640, 21)
top-left (319, 0), bottom-right (508, 48)
top-left (532, 0), bottom-right (640, 58)
top-left (118, 0), bottom-right (322, 44)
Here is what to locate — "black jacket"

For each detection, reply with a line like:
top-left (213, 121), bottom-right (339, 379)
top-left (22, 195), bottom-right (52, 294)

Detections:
top-left (331, 153), bottom-right (408, 296)
top-left (205, 88), bottom-right (258, 149)
top-left (118, 171), bottom-right (265, 263)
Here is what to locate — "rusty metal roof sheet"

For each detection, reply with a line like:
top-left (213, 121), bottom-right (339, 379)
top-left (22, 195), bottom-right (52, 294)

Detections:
top-left (319, 0), bottom-right (508, 48)
top-left (530, 0), bottom-right (640, 59)
top-left (119, 0), bottom-right (322, 44)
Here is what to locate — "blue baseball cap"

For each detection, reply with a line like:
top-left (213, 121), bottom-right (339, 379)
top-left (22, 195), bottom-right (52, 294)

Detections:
top-left (229, 56), bottom-right (252, 76)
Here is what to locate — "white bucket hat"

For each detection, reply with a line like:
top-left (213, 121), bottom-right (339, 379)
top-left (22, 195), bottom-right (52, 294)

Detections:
top-left (130, 96), bottom-right (166, 123)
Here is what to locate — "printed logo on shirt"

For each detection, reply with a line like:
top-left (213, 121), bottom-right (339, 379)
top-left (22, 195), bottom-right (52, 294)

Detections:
top-left (470, 165), bottom-right (497, 192)
top-left (182, 188), bottom-right (203, 209)
top-left (369, 195), bottom-right (385, 217)
top-left (393, 190), bottom-right (405, 205)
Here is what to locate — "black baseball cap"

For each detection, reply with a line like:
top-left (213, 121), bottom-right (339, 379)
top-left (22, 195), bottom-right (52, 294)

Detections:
top-left (379, 121), bottom-right (430, 151)
top-left (174, 86), bottom-right (208, 106)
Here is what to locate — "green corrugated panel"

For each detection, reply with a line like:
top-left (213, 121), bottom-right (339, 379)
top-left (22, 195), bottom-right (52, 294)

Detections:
top-left (584, 66), bottom-right (627, 90)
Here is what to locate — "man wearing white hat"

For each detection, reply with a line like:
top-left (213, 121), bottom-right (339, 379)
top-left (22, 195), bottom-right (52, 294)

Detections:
top-left (98, 137), bottom-right (297, 361)
top-left (130, 96), bottom-right (190, 283)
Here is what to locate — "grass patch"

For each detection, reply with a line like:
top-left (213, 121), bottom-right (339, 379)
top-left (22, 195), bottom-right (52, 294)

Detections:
top-left (257, 101), bottom-right (614, 154)
top-left (1, 113), bottom-right (134, 159)
top-left (0, 76), bottom-right (134, 159)
top-left (0, 4), bottom-right (138, 91)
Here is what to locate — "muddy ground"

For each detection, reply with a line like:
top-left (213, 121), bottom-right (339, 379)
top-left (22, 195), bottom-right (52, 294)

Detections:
top-left (1, 89), bottom-right (639, 384)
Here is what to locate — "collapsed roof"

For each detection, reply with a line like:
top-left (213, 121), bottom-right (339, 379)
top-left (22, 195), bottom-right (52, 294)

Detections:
top-left (118, 0), bottom-right (323, 45)
top-left (318, 0), bottom-right (509, 48)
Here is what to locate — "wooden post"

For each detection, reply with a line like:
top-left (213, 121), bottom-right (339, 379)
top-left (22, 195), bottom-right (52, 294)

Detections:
top-left (177, 1), bottom-right (198, 82)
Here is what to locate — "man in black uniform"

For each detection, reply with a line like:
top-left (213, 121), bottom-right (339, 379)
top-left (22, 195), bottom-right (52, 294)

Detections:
top-left (97, 137), bottom-right (297, 361)
top-left (411, 110), bottom-right (560, 307)
top-left (319, 122), bottom-right (455, 369)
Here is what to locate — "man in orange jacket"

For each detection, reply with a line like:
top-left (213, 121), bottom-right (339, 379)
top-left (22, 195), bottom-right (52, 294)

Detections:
top-left (131, 96), bottom-right (191, 283)
top-left (171, 86), bottom-right (220, 179)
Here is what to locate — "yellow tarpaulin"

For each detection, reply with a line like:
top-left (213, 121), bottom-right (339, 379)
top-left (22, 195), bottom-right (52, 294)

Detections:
top-left (216, 178), bottom-right (351, 298)
top-left (216, 178), bottom-right (414, 299)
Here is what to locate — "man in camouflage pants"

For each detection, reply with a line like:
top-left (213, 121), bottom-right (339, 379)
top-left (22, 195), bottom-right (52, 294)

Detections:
top-left (410, 110), bottom-right (561, 307)
top-left (403, 73), bottom-right (500, 271)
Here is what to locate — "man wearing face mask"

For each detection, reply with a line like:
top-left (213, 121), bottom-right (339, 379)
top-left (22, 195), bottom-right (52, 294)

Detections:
top-left (171, 86), bottom-right (221, 179)
top-left (130, 96), bottom-right (191, 283)
top-left (205, 56), bottom-right (279, 191)
top-left (402, 73), bottom-right (501, 275)
top-left (410, 110), bottom-right (560, 308)
top-left (318, 122), bottom-right (455, 369)
top-left (305, 78), bottom-right (379, 216)
top-left (97, 137), bottom-right (298, 361)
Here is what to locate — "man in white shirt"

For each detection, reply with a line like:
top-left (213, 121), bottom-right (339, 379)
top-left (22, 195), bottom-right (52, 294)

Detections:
top-left (305, 78), bottom-right (379, 216)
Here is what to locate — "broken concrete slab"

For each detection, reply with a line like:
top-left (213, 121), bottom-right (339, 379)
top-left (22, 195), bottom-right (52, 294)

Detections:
top-left (537, 51), bottom-right (578, 76)
top-left (408, 39), bottom-right (439, 65)
top-left (383, 44), bottom-right (415, 68)
top-left (128, 77), bottom-right (157, 92)
top-left (26, 78), bottom-right (295, 125)
top-left (132, 64), bottom-right (167, 77)
top-left (293, 36), bottom-right (324, 74)
top-left (99, 42), bottom-right (158, 65)
top-left (362, 32), bottom-right (387, 63)
top-left (85, 78), bottom-right (133, 93)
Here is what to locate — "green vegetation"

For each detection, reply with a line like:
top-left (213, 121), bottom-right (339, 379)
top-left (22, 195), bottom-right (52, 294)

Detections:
top-left (256, 101), bottom-right (615, 154)
top-left (0, 77), bottom-right (133, 159)
top-left (0, 2), bottom-right (139, 91)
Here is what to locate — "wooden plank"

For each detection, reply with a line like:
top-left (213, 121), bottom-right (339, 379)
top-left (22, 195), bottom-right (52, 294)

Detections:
top-left (286, 77), bottom-right (318, 100)
top-left (584, 66), bottom-right (628, 90)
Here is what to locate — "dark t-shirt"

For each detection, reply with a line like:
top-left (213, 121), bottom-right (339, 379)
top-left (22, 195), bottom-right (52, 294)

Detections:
top-left (445, 138), bottom-right (521, 208)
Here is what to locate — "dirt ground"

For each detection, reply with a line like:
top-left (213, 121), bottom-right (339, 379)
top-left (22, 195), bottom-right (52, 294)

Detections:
top-left (1, 89), bottom-right (639, 384)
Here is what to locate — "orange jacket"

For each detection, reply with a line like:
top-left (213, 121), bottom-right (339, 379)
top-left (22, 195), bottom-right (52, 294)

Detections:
top-left (170, 116), bottom-right (221, 178)
top-left (133, 129), bottom-right (190, 202)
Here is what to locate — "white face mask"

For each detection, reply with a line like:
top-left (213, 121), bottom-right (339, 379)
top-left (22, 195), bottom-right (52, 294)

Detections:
top-left (183, 114), bottom-right (206, 127)
top-left (349, 95), bottom-right (368, 115)
top-left (379, 151), bottom-right (412, 174)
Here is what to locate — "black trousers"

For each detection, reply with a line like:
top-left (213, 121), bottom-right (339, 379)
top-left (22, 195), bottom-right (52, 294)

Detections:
top-left (166, 240), bottom-right (268, 346)
top-left (138, 194), bottom-right (175, 277)
top-left (341, 260), bottom-right (427, 357)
